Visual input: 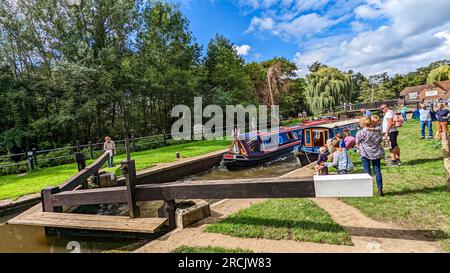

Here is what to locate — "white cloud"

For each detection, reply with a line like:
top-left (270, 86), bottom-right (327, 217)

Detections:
top-left (354, 5), bottom-right (383, 19)
top-left (293, 0), bottom-right (450, 75)
top-left (234, 44), bottom-right (252, 56)
top-left (245, 17), bottom-right (274, 34)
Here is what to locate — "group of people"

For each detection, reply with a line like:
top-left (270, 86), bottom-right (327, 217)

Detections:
top-left (412, 103), bottom-right (449, 140)
top-left (314, 104), bottom-right (403, 197)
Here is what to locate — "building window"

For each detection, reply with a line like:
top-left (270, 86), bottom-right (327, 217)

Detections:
top-left (409, 92), bottom-right (418, 99)
top-left (425, 90), bottom-right (438, 97)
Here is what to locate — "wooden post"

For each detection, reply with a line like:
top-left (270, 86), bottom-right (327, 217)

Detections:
top-left (176, 152), bottom-right (180, 159)
top-left (88, 141), bottom-right (94, 159)
top-left (163, 130), bottom-right (167, 146)
top-left (75, 152), bottom-right (87, 188)
top-left (32, 148), bottom-right (37, 166)
top-left (121, 159), bottom-right (139, 218)
top-left (41, 186), bottom-right (62, 212)
top-left (445, 158), bottom-right (450, 191)
top-left (76, 140), bottom-right (81, 153)
top-left (442, 131), bottom-right (449, 158)
top-left (164, 199), bottom-right (176, 230)
top-left (131, 135), bottom-right (136, 151)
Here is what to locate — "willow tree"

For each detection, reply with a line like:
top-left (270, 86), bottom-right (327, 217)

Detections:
top-left (427, 65), bottom-right (450, 83)
top-left (305, 67), bottom-right (353, 114)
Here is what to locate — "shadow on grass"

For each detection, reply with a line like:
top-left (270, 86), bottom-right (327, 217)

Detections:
top-left (385, 185), bottom-right (447, 197)
top-left (215, 216), bottom-right (346, 233)
top-left (343, 226), bottom-right (449, 241)
top-left (401, 157), bottom-right (443, 166)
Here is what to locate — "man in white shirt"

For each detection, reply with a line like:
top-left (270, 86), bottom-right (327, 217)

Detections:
top-left (380, 104), bottom-right (401, 166)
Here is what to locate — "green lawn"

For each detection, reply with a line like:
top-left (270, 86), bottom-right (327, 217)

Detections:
top-left (0, 139), bottom-right (230, 201)
top-left (343, 120), bottom-right (450, 252)
top-left (205, 199), bottom-right (353, 246)
top-left (173, 246), bottom-right (252, 253)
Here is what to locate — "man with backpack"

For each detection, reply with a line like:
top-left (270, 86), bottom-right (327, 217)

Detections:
top-left (380, 104), bottom-right (401, 166)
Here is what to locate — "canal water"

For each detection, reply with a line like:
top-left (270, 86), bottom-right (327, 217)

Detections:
top-left (0, 155), bottom-right (303, 253)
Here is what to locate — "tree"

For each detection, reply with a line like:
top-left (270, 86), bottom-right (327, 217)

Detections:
top-left (201, 35), bottom-right (253, 107)
top-left (305, 67), bottom-right (353, 114)
top-left (357, 73), bottom-right (396, 102)
top-left (427, 65), bottom-right (450, 83)
top-left (246, 57), bottom-right (298, 106)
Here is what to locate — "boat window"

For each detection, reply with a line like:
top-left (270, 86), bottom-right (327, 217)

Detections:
top-left (313, 130), bottom-right (326, 147)
top-left (304, 130), bottom-right (312, 147)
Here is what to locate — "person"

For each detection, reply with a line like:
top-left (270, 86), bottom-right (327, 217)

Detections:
top-left (380, 104), bottom-right (401, 166)
top-left (314, 146), bottom-right (329, 175)
top-left (327, 133), bottom-right (344, 158)
top-left (412, 105), bottom-right (420, 120)
top-left (401, 104), bottom-right (408, 122)
top-left (103, 136), bottom-right (116, 167)
top-left (435, 103), bottom-right (450, 140)
top-left (343, 129), bottom-right (356, 149)
top-left (419, 104), bottom-right (433, 139)
top-left (325, 141), bottom-right (353, 174)
top-left (360, 108), bottom-right (372, 117)
top-left (356, 117), bottom-right (385, 196)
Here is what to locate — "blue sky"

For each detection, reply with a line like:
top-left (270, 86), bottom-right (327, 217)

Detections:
top-left (171, 0), bottom-right (450, 76)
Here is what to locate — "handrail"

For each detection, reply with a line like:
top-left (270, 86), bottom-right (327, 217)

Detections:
top-left (59, 152), bottom-right (110, 192)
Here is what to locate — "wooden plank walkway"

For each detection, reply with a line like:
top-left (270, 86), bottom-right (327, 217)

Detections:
top-left (7, 204), bottom-right (167, 234)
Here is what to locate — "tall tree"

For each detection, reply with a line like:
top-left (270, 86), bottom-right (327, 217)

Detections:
top-left (305, 67), bottom-right (353, 114)
top-left (427, 65), bottom-right (450, 83)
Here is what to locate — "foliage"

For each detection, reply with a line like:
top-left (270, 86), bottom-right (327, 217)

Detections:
top-left (427, 65), bottom-right (450, 83)
top-left (305, 67), bottom-right (353, 114)
top-left (357, 73), bottom-right (396, 102)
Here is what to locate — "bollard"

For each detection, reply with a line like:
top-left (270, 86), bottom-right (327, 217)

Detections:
top-left (176, 152), bottom-right (181, 159)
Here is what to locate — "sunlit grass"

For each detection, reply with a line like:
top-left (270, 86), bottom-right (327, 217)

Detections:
top-left (205, 199), bottom-right (353, 246)
top-left (343, 120), bottom-right (450, 252)
top-left (0, 139), bottom-right (230, 200)
top-left (172, 246), bottom-right (252, 253)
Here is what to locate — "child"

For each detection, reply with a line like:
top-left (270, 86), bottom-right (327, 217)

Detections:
top-left (314, 146), bottom-right (329, 175)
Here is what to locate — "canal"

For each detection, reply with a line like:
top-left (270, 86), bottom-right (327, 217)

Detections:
top-left (0, 155), bottom-right (304, 253)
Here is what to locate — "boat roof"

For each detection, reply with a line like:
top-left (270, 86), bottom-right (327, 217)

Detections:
top-left (307, 119), bottom-right (359, 129)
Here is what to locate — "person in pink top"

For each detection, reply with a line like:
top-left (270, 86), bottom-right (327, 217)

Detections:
top-left (343, 129), bottom-right (356, 149)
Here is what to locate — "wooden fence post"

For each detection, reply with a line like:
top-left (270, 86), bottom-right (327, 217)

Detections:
top-left (442, 131), bottom-right (449, 158)
top-left (75, 152), bottom-right (87, 188)
top-left (163, 130), bottom-right (167, 146)
top-left (32, 148), bottom-right (37, 166)
top-left (120, 138), bottom-right (139, 218)
top-left (164, 199), bottom-right (176, 230)
top-left (131, 135), bottom-right (136, 151)
top-left (41, 186), bottom-right (62, 212)
top-left (88, 141), bottom-right (94, 159)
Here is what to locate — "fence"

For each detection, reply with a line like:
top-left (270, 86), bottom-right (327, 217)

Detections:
top-left (0, 122), bottom-right (260, 176)
top-left (321, 99), bottom-right (401, 115)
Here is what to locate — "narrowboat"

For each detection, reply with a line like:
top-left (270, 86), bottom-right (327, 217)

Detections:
top-left (222, 118), bottom-right (360, 170)
top-left (299, 119), bottom-right (360, 154)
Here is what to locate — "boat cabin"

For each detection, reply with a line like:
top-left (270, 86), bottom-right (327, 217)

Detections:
top-left (300, 119), bottom-right (359, 154)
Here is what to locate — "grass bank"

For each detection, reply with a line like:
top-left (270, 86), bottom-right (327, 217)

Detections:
top-left (0, 139), bottom-right (230, 201)
top-left (205, 199), bottom-right (352, 246)
top-left (344, 120), bottom-right (450, 251)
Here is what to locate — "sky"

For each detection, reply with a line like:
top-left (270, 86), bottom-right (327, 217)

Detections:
top-left (171, 0), bottom-right (450, 77)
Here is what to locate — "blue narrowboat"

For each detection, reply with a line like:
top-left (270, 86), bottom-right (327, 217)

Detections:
top-left (223, 118), bottom-right (359, 170)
